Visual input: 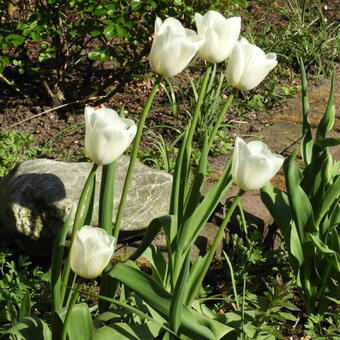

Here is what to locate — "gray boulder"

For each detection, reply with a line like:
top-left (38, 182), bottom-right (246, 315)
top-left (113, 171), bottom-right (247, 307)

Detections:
top-left (0, 157), bottom-right (172, 255)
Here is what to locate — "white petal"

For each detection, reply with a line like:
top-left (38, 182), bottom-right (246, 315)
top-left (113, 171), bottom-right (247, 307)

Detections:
top-left (226, 42), bottom-right (245, 87)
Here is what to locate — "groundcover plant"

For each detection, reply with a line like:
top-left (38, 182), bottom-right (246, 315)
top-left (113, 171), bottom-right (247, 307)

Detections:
top-left (0, 4), bottom-right (339, 340)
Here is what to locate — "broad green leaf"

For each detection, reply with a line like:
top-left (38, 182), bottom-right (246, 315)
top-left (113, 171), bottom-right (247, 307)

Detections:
top-left (129, 215), bottom-right (173, 261)
top-left (299, 58), bottom-right (313, 166)
top-left (5, 34), bottom-right (25, 45)
top-left (54, 303), bottom-right (93, 340)
top-left (316, 71), bottom-right (336, 140)
top-left (170, 253), bottom-right (190, 333)
top-left (2, 316), bottom-right (51, 340)
top-left (109, 262), bottom-right (233, 339)
top-left (142, 245), bottom-right (168, 285)
top-left (315, 137), bottom-right (340, 147)
top-left (284, 151), bottom-right (315, 238)
top-left (315, 175), bottom-right (340, 227)
top-left (93, 323), bottom-right (160, 340)
top-left (309, 233), bottom-right (340, 271)
top-left (19, 292), bottom-right (31, 320)
top-left (183, 135), bottom-right (209, 221)
top-left (51, 208), bottom-right (74, 312)
top-left (104, 25), bottom-right (116, 38)
top-left (261, 183), bottom-right (293, 242)
top-left (179, 158), bottom-right (233, 256)
top-left (290, 221), bottom-right (304, 267)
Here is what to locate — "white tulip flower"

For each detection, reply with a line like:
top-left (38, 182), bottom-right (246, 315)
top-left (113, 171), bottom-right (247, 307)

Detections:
top-left (70, 226), bottom-right (115, 279)
top-left (149, 17), bottom-right (204, 77)
top-left (226, 38), bottom-right (278, 91)
top-left (195, 11), bottom-right (241, 63)
top-left (85, 106), bottom-right (137, 165)
top-left (232, 137), bottom-right (284, 191)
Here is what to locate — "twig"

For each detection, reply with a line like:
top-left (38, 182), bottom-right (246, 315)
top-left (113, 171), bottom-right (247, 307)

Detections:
top-left (5, 96), bottom-right (104, 130)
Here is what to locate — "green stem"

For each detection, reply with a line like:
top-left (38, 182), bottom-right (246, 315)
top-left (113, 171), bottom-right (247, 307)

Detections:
top-left (223, 251), bottom-right (240, 310)
top-left (113, 76), bottom-right (161, 243)
top-left (60, 282), bottom-right (82, 340)
top-left (208, 93), bottom-right (234, 150)
top-left (99, 161), bottom-right (116, 235)
top-left (60, 163), bottom-right (98, 306)
top-left (186, 65), bottom-right (212, 148)
top-left (186, 191), bottom-right (243, 306)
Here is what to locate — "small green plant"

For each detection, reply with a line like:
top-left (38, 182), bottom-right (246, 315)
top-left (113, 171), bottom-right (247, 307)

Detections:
top-left (0, 131), bottom-right (52, 177)
top-left (0, 249), bottom-right (50, 329)
top-left (261, 63), bottom-right (340, 314)
top-left (246, 0), bottom-right (339, 76)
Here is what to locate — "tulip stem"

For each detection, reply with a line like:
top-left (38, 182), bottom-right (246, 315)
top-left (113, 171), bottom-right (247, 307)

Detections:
top-left (186, 191), bottom-right (243, 306)
top-left (208, 93), bottom-right (234, 151)
top-left (99, 161), bottom-right (116, 235)
top-left (60, 163), bottom-right (98, 307)
top-left (113, 75), bottom-right (162, 243)
top-left (60, 282), bottom-right (82, 340)
top-left (187, 64), bottom-right (212, 148)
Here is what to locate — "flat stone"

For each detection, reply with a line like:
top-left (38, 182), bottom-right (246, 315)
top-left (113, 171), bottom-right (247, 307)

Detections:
top-left (0, 157), bottom-right (172, 255)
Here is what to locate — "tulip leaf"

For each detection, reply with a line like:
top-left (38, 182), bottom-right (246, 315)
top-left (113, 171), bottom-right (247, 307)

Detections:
top-left (299, 58), bottom-right (313, 166)
top-left (284, 151), bottom-right (315, 238)
top-left (142, 245), bottom-right (168, 286)
top-left (309, 234), bottom-right (340, 272)
top-left (315, 137), bottom-right (340, 147)
top-left (316, 71), bottom-right (336, 141)
top-left (2, 316), bottom-right (51, 340)
top-left (179, 159), bottom-right (233, 256)
top-left (170, 253), bottom-right (190, 333)
top-left (93, 323), bottom-right (160, 340)
top-left (51, 208), bottom-right (74, 312)
top-left (109, 262), bottom-right (233, 339)
top-left (19, 292), bottom-right (31, 320)
top-left (170, 127), bottom-right (190, 221)
top-left (129, 215), bottom-right (175, 262)
top-left (53, 303), bottom-right (93, 340)
top-left (185, 256), bottom-right (205, 305)
top-left (261, 184), bottom-right (303, 268)
top-left (315, 175), bottom-right (340, 227)
top-left (183, 134), bottom-right (209, 221)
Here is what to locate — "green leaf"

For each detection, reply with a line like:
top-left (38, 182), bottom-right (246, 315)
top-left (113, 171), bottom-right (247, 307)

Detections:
top-left (5, 34), bottom-right (25, 46)
top-left (54, 303), bottom-right (93, 340)
top-left (51, 209), bottom-right (74, 312)
top-left (94, 323), bottom-right (160, 340)
top-left (109, 262), bottom-right (233, 339)
top-left (170, 253), bottom-right (190, 333)
top-left (179, 159), bottom-right (233, 256)
top-left (142, 245), bottom-right (168, 285)
top-left (104, 25), bottom-right (116, 38)
top-left (315, 175), bottom-right (340, 227)
top-left (299, 58), bottom-right (313, 166)
top-left (284, 151), bottom-right (315, 238)
top-left (309, 233), bottom-right (340, 271)
top-left (2, 316), bottom-right (51, 340)
top-left (316, 71), bottom-right (336, 140)
top-left (19, 292), bottom-right (31, 320)
top-left (30, 31), bottom-right (42, 41)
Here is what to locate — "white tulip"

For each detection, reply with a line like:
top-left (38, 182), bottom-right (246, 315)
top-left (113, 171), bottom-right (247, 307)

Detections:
top-left (232, 137), bottom-right (284, 191)
top-left (149, 17), bottom-right (204, 77)
top-left (70, 226), bottom-right (115, 279)
top-left (195, 11), bottom-right (241, 63)
top-left (85, 106), bottom-right (137, 165)
top-left (226, 38), bottom-right (277, 91)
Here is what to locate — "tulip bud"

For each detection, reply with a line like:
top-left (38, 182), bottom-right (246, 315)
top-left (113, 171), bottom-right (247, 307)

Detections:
top-left (149, 17), bottom-right (204, 77)
top-left (232, 137), bottom-right (284, 191)
top-left (226, 38), bottom-right (277, 91)
top-left (85, 106), bottom-right (137, 165)
top-left (195, 11), bottom-right (241, 64)
top-left (70, 226), bottom-right (115, 279)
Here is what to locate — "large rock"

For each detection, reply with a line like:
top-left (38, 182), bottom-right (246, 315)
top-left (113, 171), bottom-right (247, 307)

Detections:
top-left (0, 157), bottom-right (172, 255)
